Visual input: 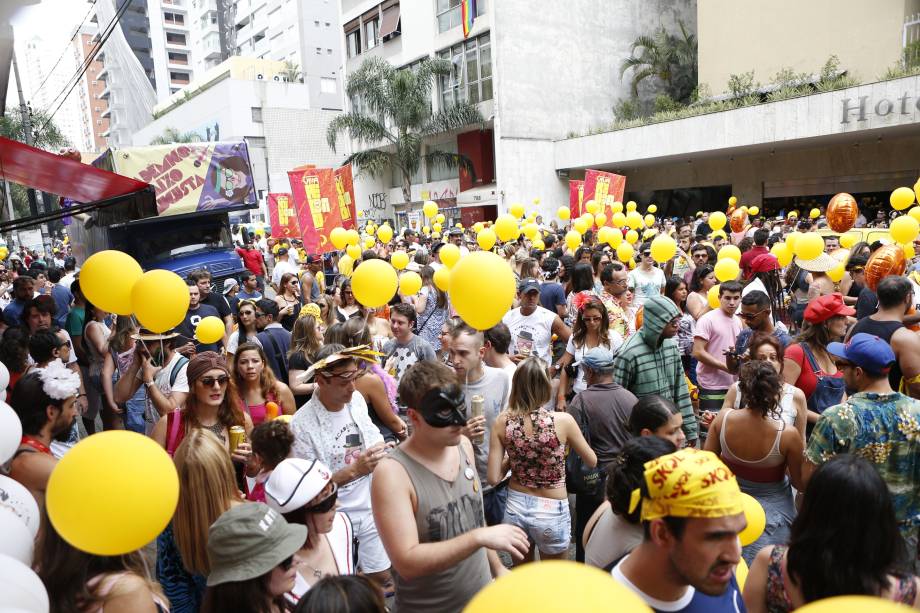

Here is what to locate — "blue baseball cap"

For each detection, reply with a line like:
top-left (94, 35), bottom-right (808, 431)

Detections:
top-left (827, 333), bottom-right (895, 376)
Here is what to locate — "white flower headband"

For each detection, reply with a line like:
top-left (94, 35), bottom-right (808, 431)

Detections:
top-left (36, 359), bottom-right (81, 400)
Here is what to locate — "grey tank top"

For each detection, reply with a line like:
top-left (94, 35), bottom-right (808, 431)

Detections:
top-left (387, 445), bottom-right (492, 613)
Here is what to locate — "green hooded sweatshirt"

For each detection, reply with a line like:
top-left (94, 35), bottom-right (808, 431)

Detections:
top-left (612, 295), bottom-right (697, 440)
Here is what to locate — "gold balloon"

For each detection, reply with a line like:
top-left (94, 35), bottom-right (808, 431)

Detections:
top-left (826, 193), bottom-right (858, 233)
top-left (865, 244), bottom-right (906, 291)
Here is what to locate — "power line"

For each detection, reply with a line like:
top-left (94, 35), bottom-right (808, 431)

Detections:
top-left (30, 0), bottom-right (99, 100)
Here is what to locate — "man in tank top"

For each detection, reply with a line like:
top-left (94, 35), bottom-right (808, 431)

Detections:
top-left (371, 360), bottom-right (529, 613)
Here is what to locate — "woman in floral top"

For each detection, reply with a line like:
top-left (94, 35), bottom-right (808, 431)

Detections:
top-left (486, 358), bottom-right (597, 565)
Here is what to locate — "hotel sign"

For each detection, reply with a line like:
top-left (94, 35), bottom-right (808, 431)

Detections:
top-left (841, 92), bottom-right (920, 123)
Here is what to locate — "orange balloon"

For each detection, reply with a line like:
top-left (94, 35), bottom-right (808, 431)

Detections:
top-left (730, 208), bottom-right (747, 233)
top-left (865, 244), bottom-right (906, 291)
top-left (826, 192), bottom-right (859, 233)
top-left (635, 306), bottom-right (644, 330)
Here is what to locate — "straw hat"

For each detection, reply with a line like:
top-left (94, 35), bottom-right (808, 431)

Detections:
top-left (794, 253), bottom-right (837, 272)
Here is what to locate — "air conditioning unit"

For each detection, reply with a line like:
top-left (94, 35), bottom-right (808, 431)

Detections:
top-left (256, 73), bottom-right (264, 80)
top-left (272, 75), bottom-right (283, 82)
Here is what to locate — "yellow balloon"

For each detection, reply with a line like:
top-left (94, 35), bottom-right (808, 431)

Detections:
top-left (330, 227), bottom-right (347, 250)
top-left (557, 206), bottom-right (570, 220)
top-left (785, 231), bottom-right (800, 252)
top-left (890, 215), bottom-right (920, 244)
top-left (771, 242), bottom-right (793, 267)
top-left (903, 243), bottom-right (916, 260)
top-left (794, 232), bottom-right (824, 260)
top-left (616, 242), bottom-right (634, 262)
top-left (351, 259), bottom-right (398, 307)
top-left (718, 245), bottom-right (742, 262)
top-left (644, 214), bottom-right (655, 228)
top-left (473, 222), bottom-right (484, 234)
top-left (565, 230), bottom-right (582, 252)
top-left (647, 204), bottom-right (658, 214)
top-left (422, 226), bottom-right (431, 235)
top-left (839, 233), bottom-right (857, 249)
top-left (573, 219), bottom-right (589, 235)
top-left (532, 239), bottom-right (545, 250)
top-left (423, 200), bottom-right (438, 218)
top-left (709, 211), bottom-right (727, 231)
top-left (650, 234), bottom-right (677, 263)
top-left (916, 178), bottom-right (920, 205)
top-left (433, 266), bottom-right (451, 291)
top-left (526, 211), bottom-right (537, 221)
top-left (909, 206), bottom-right (920, 223)
top-left (625, 230), bottom-right (639, 244)
top-left (435, 213), bottom-right (446, 224)
top-left (828, 262), bottom-right (846, 283)
top-left (626, 200), bottom-right (637, 212)
top-left (738, 492), bottom-right (766, 546)
top-left (344, 229), bottom-right (360, 246)
top-left (628, 258), bottom-right (636, 270)
top-left (522, 223), bottom-right (539, 240)
top-left (533, 197), bottom-right (541, 205)
top-left (607, 229), bottom-right (623, 247)
top-left (433, 223), bottom-right (443, 234)
top-left (714, 258), bottom-right (740, 282)
top-left (80, 250), bottom-right (143, 315)
top-left (795, 596), bottom-right (910, 613)
top-left (362, 236), bottom-right (375, 250)
top-left (365, 222), bottom-right (376, 234)
top-left (399, 271), bottom-right (422, 296)
top-left (612, 201), bottom-right (624, 214)
top-left (708, 284), bottom-right (721, 309)
top-left (711, 229), bottom-right (727, 240)
top-left (194, 316), bottom-right (225, 344)
top-left (494, 214), bottom-right (519, 242)
top-left (391, 251), bottom-right (409, 270)
top-left (440, 243), bottom-right (461, 269)
top-left (448, 251), bottom-right (516, 330)
top-left (595, 213), bottom-right (607, 227)
top-left (728, 195), bottom-right (738, 206)
top-left (131, 269), bottom-right (189, 333)
top-left (597, 226), bottom-right (614, 245)
top-left (626, 211), bottom-right (644, 229)
top-left (346, 244), bottom-right (362, 260)
top-left (477, 228), bottom-right (497, 251)
top-left (748, 206), bottom-right (759, 216)
top-left (455, 222), bottom-right (463, 229)
top-left (377, 224), bottom-right (394, 243)
top-left (891, 186), bottom-right (916, 211)
top-left (509, 202), bottom-right (525, 219)
top-left (47, 431), bottom-right (178, 555)
top-left (338, 254), bottom-right (354, 277)
top-left (611, 212), bottom-right (626, 228)
top-left (465, 560), bottom-right (650, 613)
top-left (585, 199), bottom-right (599, 215)
top-left (809, 207), bottom-right (821, 219)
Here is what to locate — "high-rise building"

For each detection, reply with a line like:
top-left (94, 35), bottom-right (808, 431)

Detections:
top-left (20, 34), bottom-right (87, 150)
top-left (148, 0), bottom-right (195, 99)
top-left (72, 25), bottom-right (110, 152)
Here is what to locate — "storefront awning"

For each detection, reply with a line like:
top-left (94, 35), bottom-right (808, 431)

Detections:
top-left (456, 183), bottom-right (498, 206)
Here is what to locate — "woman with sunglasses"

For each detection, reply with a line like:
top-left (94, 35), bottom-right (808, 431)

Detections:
top-left (335, 279), bottom-right (362, 322)
top-left (287, 308), bottom-right (325, 407)
top-left (233, 342), bottom-right (296, 426)
top-left (229, 298), bottom-right (263, 358)
top-left (201, 502), bottom-right (306, 613)
top-left (274, 273), bottom-right (303, 332)
top-left (687, 264), bottom-right (716, 321)
top-left (627, 242), bottom-right (666, 309)
top-left (265, 458), bottom-right (357, 603)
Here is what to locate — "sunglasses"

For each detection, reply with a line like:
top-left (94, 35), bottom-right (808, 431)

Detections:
top-left (278, 555), bottom-right (295, 571)
top-left (418, 386), bottom-right (467, 428)
top-left (582, 315), bottom-right (602, 322)
top-left (322, 369), bottom-right (359, 383)
top-left (307, 485), bottom-right (339, 513)
top-left (200, 375), bottom-right (230, 388)
top-left (738, 309), bottom-right (768, 321)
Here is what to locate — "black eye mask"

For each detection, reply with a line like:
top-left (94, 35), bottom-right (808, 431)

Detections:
top-left (419, 385), bottom-right (467, 428)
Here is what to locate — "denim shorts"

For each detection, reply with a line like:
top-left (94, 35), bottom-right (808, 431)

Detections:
top-left (503, 489), bottom-right (570, 555)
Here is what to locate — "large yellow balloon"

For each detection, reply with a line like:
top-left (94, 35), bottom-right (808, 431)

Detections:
top-left (362, 236), bottom-right (375, 250)
top-left (708, 284), bottom-right (721, 309)
top-left (435, 213), bottom-right (446, 224)
top-left (195, 316), bottom-right (225, 344)
top-left (909, 206), bottom-right (920, 223)
top-left (714, 258), bottom-right (740, 282)
top-left (565, 230), bottom-right (582, 252)
top-left (796, 596), bottom-right (909, 613)
top-left (557, 206), bottom-right (570, 220)
top-left (625, 230), bottom-right (639, 245)
top-left (809, 207), bottom-right (821, 219)
top-left (738, 492), bottom-right (766, 546)
top-left (351, 259), bottom-right (398, 307)
top-left (839, 233), bottom-right (857, 249)
top-left (616, 242), bottom-right (634, 262)
top-left (585, 200), bottom-right (599, 215)
top-left (399, 271), bottom-right (422, 296)
top-left (709, 211), bottom-right (727, 231)
top-left (376, 224), bottom-right (394, 243)
top-left (522, 223), bottom-right (539, 240)
top-left (346, 244), bottom-right (362, 260)
top-left (344, 229), bottom-right (360, 246)
top-left (432, 222), bottom-right (443, 234)
top-left (718, 245), bottom-right (742, 263)
top-left (728, 196), bottom-right (738, 206)
top-left (612, 201), bottom-right (624, 214)
top-left (794, 232), bottom-right (824, 260)
top-left (440, 243), bottom-right (461, 268)
top-left (391, 251), bottom-right (409, 270)
top-left (644, 214), bottom-right (655, 228)
top-left (433, 266), bottom-right (450, 291)
top-left (611, 212), bottom-right (626, 227)
top-left (626, 200), bottom-right (637, 212)
top-left (330, 227), bottom-right (347, 250)
top-left (890, 215), bottom-right (920, 244)
top-left (338, 254), bottom-right (354, 277)
top-left (47, 431), bottom-right (179, 555)
top-left (650, 234), bottom-right (677, 263)
top-left (771, 242), bottom-right (793, 267)
top-left (625, 211), bottom-right (644, 230)
top-left (131, 269), bottom-right (189, 333)
top-left (891, 186), bottom-right (916, 211)
top-left (509, 202), bottom-right (525, 219)
top-left (785, 231), bottom-right (800, 253)
top-left (80, 250), bottom-right (143, 315)
top-left (903, 243), bottom-right (916, 260)
top-left (422, 200), bottom-right (438, 218)
top-left (449, 251), bottom-right (516, 330)
top-left (477, 228), bottom-right (497, 251)
top-left (595, 213), bottom-right (607, 227)
top-left (748, 206), bottom-right (759, 216)
top-left (607, 229), bottom-right (623, 248)
top-left (494, 214), bottom-right (519, 242)
top-left (532, 238), bottom-right (545, 250)
top-left (597, 226), bottom-right (614, 246)
top-left (465, 560), bottom-right (650, 613)
top-left (647, 204), bottom-right (658, 214)
top-left (828, 262), bottom-right (846, 283)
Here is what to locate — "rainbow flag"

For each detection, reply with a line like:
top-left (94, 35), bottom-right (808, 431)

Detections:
top-left (461, 0), bottom-right (476, 37)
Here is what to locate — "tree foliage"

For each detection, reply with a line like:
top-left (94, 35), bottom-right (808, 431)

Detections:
top-left (326, 56), bottom-right (483, 204)
top-left (148, 127), bottom-right (203, 145)
top-left (619, 20), bottom-right (697, 104)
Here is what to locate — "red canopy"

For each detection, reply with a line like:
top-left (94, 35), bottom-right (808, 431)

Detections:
top-left (0, 136), bottom-right (149, 203)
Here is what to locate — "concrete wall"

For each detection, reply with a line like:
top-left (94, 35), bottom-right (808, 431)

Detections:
top-left (262, 106), bottom-right (346, 190)
top-left (698, 0), bottom-right (920, 94)
top-left (298, 0), bottom-right (344, 110)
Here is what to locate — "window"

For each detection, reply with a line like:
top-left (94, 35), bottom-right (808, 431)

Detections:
top-left (346, 28), bottom-right (361, 58)
top-left (364, 18), bottom-right (379, 50)
top-left (168, 51), bottom-right (188, 64)
top-left (166, 32), bottom-right (187, 45)
top-left (316, 47), bottom-right (322, 54)
top-left (314, 20), bottom-right (319, 26)
top-left (437, 32), bottom-right (491, 107)
top-left (251, 107), bottom-right (263, 122)
top-left (320, 77), bottom-right (336, 94)
top-left (429, 140), bottom-right (459, 181)
top-left (436, 0), bottom-right (483, 33)
top-left (325, 21), bottom-right (330, 26)
top-left (169, 71), bottom-right (190, 83)
top-left (327, 48), bottom-right (332, 54)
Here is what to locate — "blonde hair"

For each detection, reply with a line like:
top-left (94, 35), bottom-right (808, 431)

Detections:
top-left (172, 429), bottom-right (241, 576)
top-left (508, 357), bottom-right (551, 414)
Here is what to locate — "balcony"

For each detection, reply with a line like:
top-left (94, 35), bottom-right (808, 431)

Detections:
top-left (100, 106), bottom-right (111, 119)
top-left (96, 64), bottom-right (108, 80)
top-left (97, 83), bottom-right (111, 99)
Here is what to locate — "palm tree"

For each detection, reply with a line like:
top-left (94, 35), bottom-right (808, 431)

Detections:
top-left (619, 20), bottom-right (697, 103)
top-left (326, 56), bottom-right (483, 205)
top-left (149, 127), bottom-right (202, 145)
top-left (281, 61), bottom-right (303, 83)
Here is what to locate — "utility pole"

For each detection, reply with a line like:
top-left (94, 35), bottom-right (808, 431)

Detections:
top-left (11, 50), bottom-right (40, 219)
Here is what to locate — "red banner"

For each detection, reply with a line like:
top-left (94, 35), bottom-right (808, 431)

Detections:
top-left (267, 193), bottom-right (301, 239)
top-left (568, 180), bottom-right (584, 219)
top-left (289, 167), bottom-right (357, 254)
top-left (333, 164), bottom-right (357, 225)
top-left (581, 170), bottom-right (626, 224)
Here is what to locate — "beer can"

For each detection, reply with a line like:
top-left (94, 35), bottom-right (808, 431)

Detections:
top-left (229, 426), bottom-right (246, 452)
top-left (470, 395), bottom-right (485, 444)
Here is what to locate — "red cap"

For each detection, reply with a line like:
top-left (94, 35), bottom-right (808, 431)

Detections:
top-left (749, 253), bottom-right (780, 274)
top-left (804, 293), bottom-right (855, 324)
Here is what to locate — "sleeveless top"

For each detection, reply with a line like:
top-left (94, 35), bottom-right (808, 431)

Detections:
top-left (239, 389), bottom-right (278, 426)
top-left (387, 446), bottom-right (491, 613)
top-left (504, 409), bottom-right (566, 490)
top-left (732, 381), bottom-right (798, 427)
top-left (85, 320), bottom-right (111, 377)
top-left (289, 512), bottom-right (356, 603)
top-left (719, 410), bottom-right (787, 483)
top-left (86, 572), bottom-right (169, 613)
top-left (765, 545), bottom-right (918, 612)
top-left (279, 295), bottom-right (303, 331)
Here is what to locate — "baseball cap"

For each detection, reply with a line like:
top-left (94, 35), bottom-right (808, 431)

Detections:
top-left (448, 227), bottom-right (463, 236)
top-left (277, 247), bottom-right (288, 256)
top-left (517, 278), bottom-right (540, 294)
top-left (206, 502), bottom-right (306, 586)
top-left (827, 333), bottom-right (895, 376)
top-left (749, 253), bottom-right (780, 274)
top-left (306, 254), bottom-right (322, 265)
top-left (264, 458), bottom-right (334, 514)
top-left (803, 293), bottom-right (855, 324)
top-left (581, 347), bottom-right (615, 372)
top-left (222, 278), bottom-right (238, 295)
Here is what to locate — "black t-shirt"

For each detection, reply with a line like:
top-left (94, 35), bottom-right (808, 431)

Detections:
top-left (176, 304), bottom-right (222, 352)
top-left (288, 351), bottom-right (313, 408)
top-left (855, 287), bottom-right (879, 320)
top-left (201, 291), bottom-right (232, 320)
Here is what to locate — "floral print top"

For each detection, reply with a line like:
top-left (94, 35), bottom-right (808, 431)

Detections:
top-left (806, 392), bottom-right (920, 534)
top-left (505, 409), bottom-right (566, 490)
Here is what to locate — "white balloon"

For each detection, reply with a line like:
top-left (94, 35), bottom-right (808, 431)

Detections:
top-left (0, 507), bottom-right (33, 564)
top-left (0, 361), bottom-right (9, 401)
top-left (0, 400), bottom-right (22, 464)
top-left (0, 476), bottom-right (40, 537)
top-left (0, 553), bottom-right (49, 613)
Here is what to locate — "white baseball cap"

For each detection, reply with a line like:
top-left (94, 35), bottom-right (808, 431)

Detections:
top-left (264, 458), bottom-right (333, 514)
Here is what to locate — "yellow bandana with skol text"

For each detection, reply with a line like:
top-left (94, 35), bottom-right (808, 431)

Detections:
top-left (629, 448), bottom-right (743, 522)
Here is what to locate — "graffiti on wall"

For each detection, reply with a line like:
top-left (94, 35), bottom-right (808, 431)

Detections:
top-left (368, 192), bottom-right (388, 211)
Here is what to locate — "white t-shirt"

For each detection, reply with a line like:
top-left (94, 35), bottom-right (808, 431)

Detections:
top-left (502, 306), bottom-right (556, 364)
top-left (227, 332), bottom-right (262, 355)
top-left (565, 330), bottom-right (625, 394)
top-left (271, 259), bottom-right (298, 287)
top-left (627, 266), bottom-right (665, 308)
top-left (142, 351), bottom-right (189, 435)
top-left (325, 406), bottom-right (371, 514)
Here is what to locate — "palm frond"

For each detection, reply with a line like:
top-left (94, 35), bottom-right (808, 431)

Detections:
top-left (342, 148), bottom-right (397, 179)
top-left (326, 112), bottom-right (394, 151)
top-left (425, 149), bottom-right (478, 184)
top-left (345, 57), bottom-right (396, 119)
top-left (423, 102), bottom-right (484, 135)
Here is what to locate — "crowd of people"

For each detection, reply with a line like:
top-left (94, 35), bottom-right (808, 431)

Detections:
top-left (3, 206), bottom-right (920, 613)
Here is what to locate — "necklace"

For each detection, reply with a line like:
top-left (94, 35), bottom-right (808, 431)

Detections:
top-left (301, 563), bottom-right (324, 579)
top-left (201, 421), bottom-right (225, 442)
